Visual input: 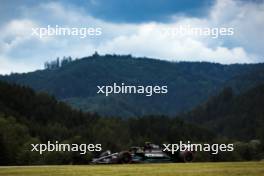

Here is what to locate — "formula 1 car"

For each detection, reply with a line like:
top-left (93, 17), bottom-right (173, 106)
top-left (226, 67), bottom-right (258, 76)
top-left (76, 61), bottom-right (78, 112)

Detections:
top-left (91, 143), bottom-right (194, 164)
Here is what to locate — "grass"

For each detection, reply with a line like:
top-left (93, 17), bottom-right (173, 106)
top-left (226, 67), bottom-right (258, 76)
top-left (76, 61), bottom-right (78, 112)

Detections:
top-left (0, 162), bottom-right (264, 176)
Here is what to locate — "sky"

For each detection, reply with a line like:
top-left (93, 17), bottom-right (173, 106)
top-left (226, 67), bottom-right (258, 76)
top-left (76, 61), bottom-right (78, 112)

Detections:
top-left (0, 0), bottom-right (264, 74)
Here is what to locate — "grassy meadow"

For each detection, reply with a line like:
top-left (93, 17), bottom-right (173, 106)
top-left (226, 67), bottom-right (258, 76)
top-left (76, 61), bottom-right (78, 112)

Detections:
top-left (0, 162), bottom-right (264, 176)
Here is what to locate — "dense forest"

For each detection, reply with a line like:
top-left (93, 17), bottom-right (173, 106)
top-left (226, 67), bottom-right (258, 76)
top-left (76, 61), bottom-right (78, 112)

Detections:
top-left (0, 81), bottom-right (213, 165)
top-left (0, 80), bottom-right (263, 165)
top-left (184, 85), bottom-right (264, 141)
top-left (1, 54), bottom-right (264, 165)
top-left (1, 54), bottom-right (264, 117)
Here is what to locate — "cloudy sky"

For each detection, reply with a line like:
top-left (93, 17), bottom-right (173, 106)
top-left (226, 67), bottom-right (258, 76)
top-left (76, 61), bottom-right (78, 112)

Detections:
top-left (0, 0), bottom-right (263, 74)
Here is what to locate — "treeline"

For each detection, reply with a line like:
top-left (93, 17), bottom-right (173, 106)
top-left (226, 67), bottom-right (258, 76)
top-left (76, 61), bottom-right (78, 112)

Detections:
top-left (183, 85), bottom-right (264, 142)
top-left (0, 81), bottom-right (263, 165)
top-left (0, 81), bottom-right (213, 165)
top-left (4, 53), bottom-right (264, 118)
top-left (44, 56), bottom-right (73, 70)
top-left (181, 85), bottom-right (264, 161)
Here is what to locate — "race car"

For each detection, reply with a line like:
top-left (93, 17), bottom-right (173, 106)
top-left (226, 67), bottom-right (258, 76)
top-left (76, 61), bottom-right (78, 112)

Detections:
top-left (91, 142), bottom-right (194, 164)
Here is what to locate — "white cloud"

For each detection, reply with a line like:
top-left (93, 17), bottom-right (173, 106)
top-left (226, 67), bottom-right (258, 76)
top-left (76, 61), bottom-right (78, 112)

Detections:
top-left (0, 56), bottom-right (37, 75)
top-left (0, 0), bottom-right (263, 74)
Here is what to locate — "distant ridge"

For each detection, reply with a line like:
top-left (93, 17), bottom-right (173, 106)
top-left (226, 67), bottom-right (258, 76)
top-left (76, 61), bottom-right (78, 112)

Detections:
top-left (1, 54), bottom-right (264, 117)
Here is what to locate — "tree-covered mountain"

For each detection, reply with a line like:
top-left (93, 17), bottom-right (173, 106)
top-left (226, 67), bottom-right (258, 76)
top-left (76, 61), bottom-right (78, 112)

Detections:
top-left (1, 79), bottom-right (264, 165)
top-left (1, 54), bottom-right (264, 117)
top-left (183, 84), bottom-right (264, 142)
top-left (0, 80), bottom-right (214, 165)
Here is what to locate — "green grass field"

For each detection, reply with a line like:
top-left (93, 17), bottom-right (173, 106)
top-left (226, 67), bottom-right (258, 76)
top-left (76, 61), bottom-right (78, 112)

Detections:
top-left (0, 162), bottom-right (264, 176)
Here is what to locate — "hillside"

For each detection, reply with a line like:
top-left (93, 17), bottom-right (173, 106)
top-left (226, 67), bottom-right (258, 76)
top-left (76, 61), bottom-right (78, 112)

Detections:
top-left (1, 54), bottom-right (264, 117)
top-left (183, 84), bottom-right (264, 142)
top-left (1, 80), bottom-right (264, 165)
top-left (0, 81), bottom-right (214, 165)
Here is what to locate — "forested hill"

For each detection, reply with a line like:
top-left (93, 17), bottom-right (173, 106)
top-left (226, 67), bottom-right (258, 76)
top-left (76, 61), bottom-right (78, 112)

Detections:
top-left (183, 84), bottom-right (264, 142)
top-left (0, 80), bottom-right (264, 165)
top-left (0, 80), bottom-right (214, 165)
top-left (1, 54), bottom-right (264, 117)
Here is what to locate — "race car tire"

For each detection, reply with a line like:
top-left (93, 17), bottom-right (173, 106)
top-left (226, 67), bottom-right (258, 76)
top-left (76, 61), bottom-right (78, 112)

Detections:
top-left (118, 151), bottom-right (132, 164)
top-left (180, 151), bottom-right (194, 162)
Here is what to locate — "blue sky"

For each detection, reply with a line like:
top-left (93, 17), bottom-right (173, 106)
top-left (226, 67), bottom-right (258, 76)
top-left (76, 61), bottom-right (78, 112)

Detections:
top-left (0, 0), bottom-right (264, 74)
top-left (0, 0), bottom-right (213, 24)
top-left (74, 0), bottom-right (213, 22)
